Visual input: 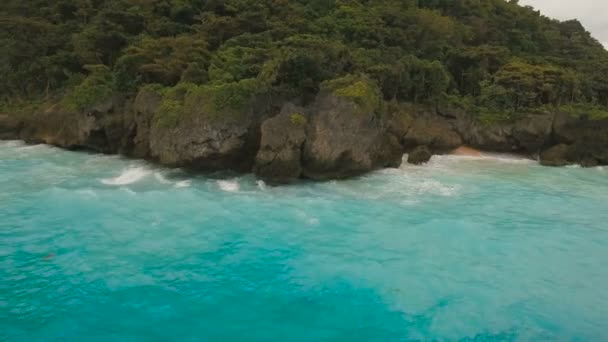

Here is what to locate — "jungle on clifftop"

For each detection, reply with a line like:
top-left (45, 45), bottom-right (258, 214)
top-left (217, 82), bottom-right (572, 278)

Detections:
top-left (1, 0), bottom-right (607, 183)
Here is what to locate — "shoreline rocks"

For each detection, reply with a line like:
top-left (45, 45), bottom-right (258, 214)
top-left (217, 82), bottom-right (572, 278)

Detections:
top-left (254, 104), bottom-right (308, 184)
top-left (301, 90), bottom-right (402, 180)
top-left (2, 90), bottom-right (607, 184)
top-left (407, 146), bottom-right (432, 165)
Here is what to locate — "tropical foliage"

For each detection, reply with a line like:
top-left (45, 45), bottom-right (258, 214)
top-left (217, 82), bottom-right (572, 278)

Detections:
top-left (2, 0), bottom-right (607, 118)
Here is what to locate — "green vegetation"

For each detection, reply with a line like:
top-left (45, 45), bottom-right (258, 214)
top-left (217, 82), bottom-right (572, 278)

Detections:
top-left (152, 79), bottom-right (260, 127)
top-left (2, 0), bottom-right (607, 121)
top-left (193, 79), bottom-right (259, 119)
top-left (557, 104), bottom-right (608, 120)
top-left (62, 65), bottom-right (114, 111)
top-left (290, 113), bottom-right (307, 126)
top-left (323, 75), bottom-right (382, 114)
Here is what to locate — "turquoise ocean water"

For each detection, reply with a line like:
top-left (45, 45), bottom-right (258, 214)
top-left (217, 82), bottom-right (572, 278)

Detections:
top-left (1, 140), bottom-right (607, 341)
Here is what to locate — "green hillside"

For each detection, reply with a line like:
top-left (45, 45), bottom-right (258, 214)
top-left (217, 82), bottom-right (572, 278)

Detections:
top-left (2, 0), bottom-right (607, 119)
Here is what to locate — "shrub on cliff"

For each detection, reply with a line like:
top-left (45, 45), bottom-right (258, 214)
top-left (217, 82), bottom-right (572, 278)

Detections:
top-left (153, 79), bottom-right (263, 127)
top-left (62, 65), bottom-right (115, 112)
top-left (322, 76), bottom-right (382, 114)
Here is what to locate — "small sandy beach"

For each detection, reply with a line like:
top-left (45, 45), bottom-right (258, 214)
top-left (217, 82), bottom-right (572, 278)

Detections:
top-left (451, 146), bottom-right (483, 157)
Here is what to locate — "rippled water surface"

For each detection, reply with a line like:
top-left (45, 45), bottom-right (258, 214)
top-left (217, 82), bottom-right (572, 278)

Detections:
top-left (1, 140), bottom-right (608, 341)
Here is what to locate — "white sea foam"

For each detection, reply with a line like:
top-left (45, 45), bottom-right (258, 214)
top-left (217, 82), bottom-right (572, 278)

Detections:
top-left (415, 180), bottom-right (460, 197)
top-left (9, 144), bottom-right (58, 157)
top-left (218, 179), bottom-right (239, 192)
top-left (371, 164), bottom-right (462, 199)
top-left (256, 180), bottom-right (267, 190)
top-left (175, 180), bottom-right (192, 188)
top-left (101, 167), bottom-right (150, 185)
top-left (431, 153), bottom-right (536, 165)
top-left (17, 144), bottom-right (50, 151)
top-left (0, 140), bottom-right (25, 147)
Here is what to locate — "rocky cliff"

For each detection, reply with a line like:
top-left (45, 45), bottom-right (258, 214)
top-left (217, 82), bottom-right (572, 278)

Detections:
top-left (1, 85), bottom-right (607, 184)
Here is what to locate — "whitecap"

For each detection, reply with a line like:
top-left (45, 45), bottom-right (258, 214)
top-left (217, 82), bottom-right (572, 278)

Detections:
top-left (415, 180), bottom-right (459, 197)
top-left (256, 180), bottom-right (267, 190)
top-left (101, 167), bottom-right (150, 185)
top-left (218, 179), bottom-right (239, 192)
top-left (175, 180), bottom-right (192, 188)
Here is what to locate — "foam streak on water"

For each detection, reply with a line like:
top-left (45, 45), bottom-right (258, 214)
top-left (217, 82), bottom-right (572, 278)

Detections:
top-left (101, 167), bottom-right (151, 185)
top-left (1, 141), bottom-right (608, 341)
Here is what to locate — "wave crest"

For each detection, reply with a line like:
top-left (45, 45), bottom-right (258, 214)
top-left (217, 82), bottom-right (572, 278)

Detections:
top-left (101, 167), bottom-right (151, 185)
top-left (218, 179), bottom-right (239, 192)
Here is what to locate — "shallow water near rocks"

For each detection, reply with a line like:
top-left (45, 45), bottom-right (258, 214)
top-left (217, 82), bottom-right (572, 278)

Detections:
top-left (1, 140), bottom-right (608, 341)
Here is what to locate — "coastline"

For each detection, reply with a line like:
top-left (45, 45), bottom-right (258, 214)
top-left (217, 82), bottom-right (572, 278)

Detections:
top-left (1, 93), bottom-right (607, 184)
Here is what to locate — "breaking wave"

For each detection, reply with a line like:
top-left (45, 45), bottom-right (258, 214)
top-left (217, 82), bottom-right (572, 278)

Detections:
top-left (218, 179), bottom-right (240, 192)
top-left (101, 167), bottom-right (151, 185)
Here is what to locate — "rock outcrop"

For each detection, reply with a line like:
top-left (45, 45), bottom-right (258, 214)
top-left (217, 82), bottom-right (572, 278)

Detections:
top-left (0, 114), bottom-right (23, 140)
top-left (540, 144), bottom-right (572, 166)
top-left (540, 113), bottom-right (608, 166)
top-left (147, 114), bottom-right (259, 171)
top-left (133, 86), bottom-right (271, 172)
top-left (2, 87), bottom-right (607, 183)
top-left (1, 97), bottom-right (129, 153)
top-left (402, 112), bottom-right (462, 152)
top-left (407, 145), bottom-right (432, 165)
top-left (512, 114), bottom-right (554, 153)
top-left (254, 104), bottom-right (308, 183)
top-left (301, 90), bottom-right (402, 180)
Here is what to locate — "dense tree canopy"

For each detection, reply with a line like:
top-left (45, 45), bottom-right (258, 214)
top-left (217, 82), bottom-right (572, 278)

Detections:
top-left (2, 0), bottom-right (607, 116)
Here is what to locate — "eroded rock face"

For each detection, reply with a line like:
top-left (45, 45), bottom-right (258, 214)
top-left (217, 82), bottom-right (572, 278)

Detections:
top-left (301, 92), bottom-right (402, 180)
top-left (403, 113), bottom-right (462, 152)
top-left (547, 113), bottom-right (608, 166)
top-left (454, 113), bottom-right (554, 154)
top-left (0, 114), bottom-right (23, 140)
top-left (3, 88), bottom-right (607, 179)
top-left (148, 115), bottom-right (259, 172)
top-left (7, 98), bottom-right (128, 153)
top-left (407, 145), bottom-right (432, 165)
top-left (138, 87), bottom-right (273, 172)
top-left (17, 108), bottom-right (81, 147)
top-left (540, 144), bottom-right (572, 166)
top-left (122, 89), bottom-right (161, 158)
top-left (254, 104), bottom-right (308, 184)
top-left (458, 120), bottom-right (518, 152)
top-left (512, 114), bottom-right (553, 153)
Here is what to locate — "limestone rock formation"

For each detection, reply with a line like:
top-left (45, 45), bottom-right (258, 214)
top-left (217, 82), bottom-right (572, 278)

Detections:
top-left (407, 145), bottom-right (432, 165)
top-left (254, 104), bottom-right (308, 183)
